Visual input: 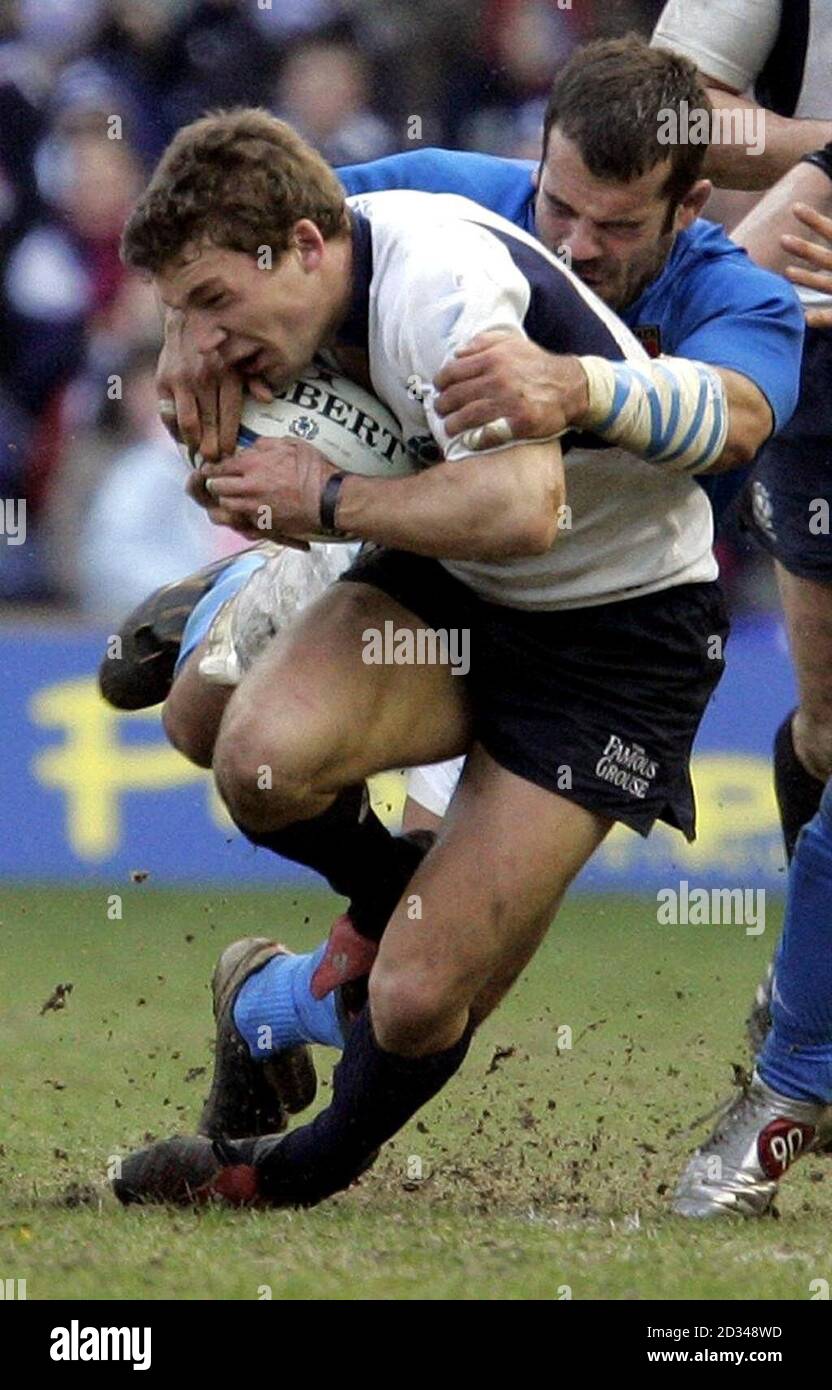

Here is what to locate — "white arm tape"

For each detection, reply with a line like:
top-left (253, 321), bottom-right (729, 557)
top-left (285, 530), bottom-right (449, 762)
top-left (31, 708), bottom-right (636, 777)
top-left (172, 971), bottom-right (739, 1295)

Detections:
top-left (577, 354), bottom-right (729, 474)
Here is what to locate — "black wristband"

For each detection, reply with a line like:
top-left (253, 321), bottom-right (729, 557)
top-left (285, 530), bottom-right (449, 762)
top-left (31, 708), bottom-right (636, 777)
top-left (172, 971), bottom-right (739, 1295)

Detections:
top-left (800, 141), bottom-right (832, 182)
top-left (319, 472), bottom-right (347, 536)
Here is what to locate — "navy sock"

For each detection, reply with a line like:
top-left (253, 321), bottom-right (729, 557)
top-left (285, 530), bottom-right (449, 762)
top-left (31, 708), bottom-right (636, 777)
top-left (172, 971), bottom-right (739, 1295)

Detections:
top-left (244, 1007), bottom-right (473, 1206)
top-left (774, 711), bottom-right (824, 861)
top-left (240, 786), bottom-right (431, 942)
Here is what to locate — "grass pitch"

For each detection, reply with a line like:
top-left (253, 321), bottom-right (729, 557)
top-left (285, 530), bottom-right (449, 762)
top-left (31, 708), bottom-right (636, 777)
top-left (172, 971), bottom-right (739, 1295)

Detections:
top-left (1, 886), bottom-right (830, 1302)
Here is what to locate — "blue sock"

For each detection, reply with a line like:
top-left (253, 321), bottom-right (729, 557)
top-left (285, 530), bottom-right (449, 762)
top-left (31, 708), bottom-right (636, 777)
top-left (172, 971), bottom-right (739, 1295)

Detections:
top-left (758, 778), bottom-right (832, 1103)
top-left (233, 945), bottom-right (345, 1059)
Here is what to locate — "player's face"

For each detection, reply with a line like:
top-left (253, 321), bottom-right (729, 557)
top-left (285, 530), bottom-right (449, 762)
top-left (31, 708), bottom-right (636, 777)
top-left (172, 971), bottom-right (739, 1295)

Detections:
top-left (534, 129), bottom-right (708, 310)
top-left (155, 224), bottom-right (347, 386)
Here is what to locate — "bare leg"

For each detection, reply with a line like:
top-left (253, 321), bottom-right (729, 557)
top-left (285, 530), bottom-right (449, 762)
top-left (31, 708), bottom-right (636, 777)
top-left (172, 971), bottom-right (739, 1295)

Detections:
top-left (161, 639), bottom-right (232, 768)
top-left (777, 564), bottom-right (832, 783)
top-left (369, 744), bottom-right (612, 1055)
top-left (213, 581), bottom-right (471, 832)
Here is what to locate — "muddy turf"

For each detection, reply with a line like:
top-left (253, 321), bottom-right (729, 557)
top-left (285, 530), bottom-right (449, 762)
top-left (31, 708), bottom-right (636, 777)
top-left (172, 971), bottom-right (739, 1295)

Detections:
top-left (2, 886), bottom-right (830, 1301)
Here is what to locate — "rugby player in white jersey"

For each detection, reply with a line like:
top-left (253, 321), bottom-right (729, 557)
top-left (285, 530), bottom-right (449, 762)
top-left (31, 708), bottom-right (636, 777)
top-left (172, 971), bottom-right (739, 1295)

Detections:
top-left (108, 39), bottom-right (797, 1154)
top-left (104, 104), bottom-right (784, 1209)
top-left (124, 44), bottom-right (800, 1043)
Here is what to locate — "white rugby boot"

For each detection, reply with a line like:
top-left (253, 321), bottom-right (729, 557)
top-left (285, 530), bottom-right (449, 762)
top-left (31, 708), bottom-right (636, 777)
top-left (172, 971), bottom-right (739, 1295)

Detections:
top-left (672, 1071), bottom-right (824, 1218)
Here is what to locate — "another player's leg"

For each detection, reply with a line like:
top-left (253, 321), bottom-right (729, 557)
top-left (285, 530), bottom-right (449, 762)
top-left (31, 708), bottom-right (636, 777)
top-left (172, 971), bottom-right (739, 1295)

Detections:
top-left (748, 569), bottom-right (832, 1049)
top-left (746, 570), bottom-right (832, 1048)
top-left (198, 939), bottom-right (318, 1139)
top-left (114, 748), bottom-right (610, 1206)
top-left (774, 565), bottom-right (832, 849)
top-left (98, 544), bottom-right (349, 1136)
top-left (743, 388), bottom-right (832, 1047)
top-left (674, 777), bottom-right (832, 1217)
top-left (98, 546), bottom-right (271, 713)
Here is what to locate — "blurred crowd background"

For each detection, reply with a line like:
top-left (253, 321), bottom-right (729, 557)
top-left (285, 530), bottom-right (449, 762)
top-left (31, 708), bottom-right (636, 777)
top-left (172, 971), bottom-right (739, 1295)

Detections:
top-left (0, 0), bottom-right (768, 622)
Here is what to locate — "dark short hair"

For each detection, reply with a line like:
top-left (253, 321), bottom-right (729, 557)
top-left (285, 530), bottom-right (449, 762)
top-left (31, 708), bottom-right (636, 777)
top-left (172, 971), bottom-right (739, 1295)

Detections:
top-left (121, 108), bottom-right (348, 273)
top-left (542, 35), bottom-right (711, 207)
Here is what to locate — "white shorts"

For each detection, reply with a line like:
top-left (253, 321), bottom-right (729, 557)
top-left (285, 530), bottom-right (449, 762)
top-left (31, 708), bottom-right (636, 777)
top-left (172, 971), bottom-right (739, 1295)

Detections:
top-left (406, 758), bottom-right (464, 818)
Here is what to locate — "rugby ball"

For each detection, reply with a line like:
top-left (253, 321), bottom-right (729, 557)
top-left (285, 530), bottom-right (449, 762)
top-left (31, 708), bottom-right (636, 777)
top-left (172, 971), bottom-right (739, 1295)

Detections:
top-left (186, 363), bottom-right (415, 540)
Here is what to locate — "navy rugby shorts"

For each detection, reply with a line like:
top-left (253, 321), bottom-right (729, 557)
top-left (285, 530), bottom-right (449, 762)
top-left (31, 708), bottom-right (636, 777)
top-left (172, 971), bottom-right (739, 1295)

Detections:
top-left (339, 547), bottom-right (728, 841)
top-left (742, 326), bottom-right (832, 583)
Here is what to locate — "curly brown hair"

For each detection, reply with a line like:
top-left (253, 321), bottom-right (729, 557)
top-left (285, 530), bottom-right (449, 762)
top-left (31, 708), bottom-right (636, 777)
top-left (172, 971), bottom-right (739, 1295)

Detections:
top-left (121, 108), bottom-right (349, 273)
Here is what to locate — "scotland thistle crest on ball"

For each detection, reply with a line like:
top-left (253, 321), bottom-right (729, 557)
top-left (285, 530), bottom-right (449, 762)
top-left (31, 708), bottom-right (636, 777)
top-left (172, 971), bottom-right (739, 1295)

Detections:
top-left (289, 416), bottom-right (320, 441)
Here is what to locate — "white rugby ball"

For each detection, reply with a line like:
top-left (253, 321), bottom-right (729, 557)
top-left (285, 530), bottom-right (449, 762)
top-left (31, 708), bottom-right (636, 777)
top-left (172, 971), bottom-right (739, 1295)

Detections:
top-left (186, 363), bottom-right (414, 540)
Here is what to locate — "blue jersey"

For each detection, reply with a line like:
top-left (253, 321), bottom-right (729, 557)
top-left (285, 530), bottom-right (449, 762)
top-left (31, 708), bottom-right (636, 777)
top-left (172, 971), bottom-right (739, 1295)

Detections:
top-left (338, 148), bottom-right (805, 521)
top-left (340, 148), bottom-right (539, 237)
